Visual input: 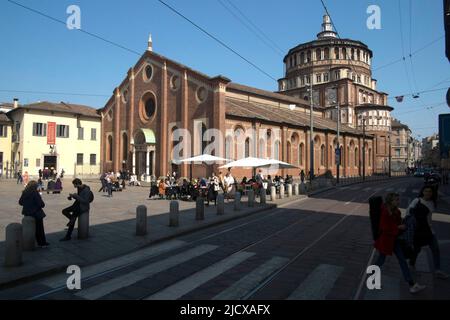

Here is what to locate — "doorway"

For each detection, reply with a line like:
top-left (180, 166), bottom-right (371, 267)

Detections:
top-left (43, 155), bottom-right (57, 170)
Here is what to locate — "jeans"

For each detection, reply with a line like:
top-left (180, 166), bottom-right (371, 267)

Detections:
top-left (410, 234), bottom-right (441, 270)
top-left (376, 241), bottom-right (414, 286)
top-left (107, 183), bottom-right (113, 197)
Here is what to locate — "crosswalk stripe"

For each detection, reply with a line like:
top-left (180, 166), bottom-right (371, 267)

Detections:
top-left (287, 264), bottom-right (343, 300)
top-left (145, 251), bottom-right (255, 300)
top-left (41, 240), bottom-right (187, 288)
top-left (213, 256), bottom-right (289, 300)
top-left (75, 244), bottom-right (218, 300)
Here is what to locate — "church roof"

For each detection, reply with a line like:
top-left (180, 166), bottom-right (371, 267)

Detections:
top-left (225, 97), bottom-right (368, 136)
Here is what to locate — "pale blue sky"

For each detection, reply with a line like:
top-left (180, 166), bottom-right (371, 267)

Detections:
top-left (1, 0), bottom-right (449, 139)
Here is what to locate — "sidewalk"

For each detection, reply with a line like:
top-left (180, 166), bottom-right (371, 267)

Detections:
top-left (0, 184), bottom-right (306, 288)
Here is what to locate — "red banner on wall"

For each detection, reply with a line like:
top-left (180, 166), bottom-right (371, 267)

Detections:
top-left (47, 122), bottom-right (56, 145)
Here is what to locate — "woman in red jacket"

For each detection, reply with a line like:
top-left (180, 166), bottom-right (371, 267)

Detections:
top-left (374, 193), bottom-right (425, 294)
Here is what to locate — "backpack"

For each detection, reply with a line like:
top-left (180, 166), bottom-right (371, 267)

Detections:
top-left (88, 189), bottom-right (94, 203)
top-left (369, 196), bottom-right (383, 241)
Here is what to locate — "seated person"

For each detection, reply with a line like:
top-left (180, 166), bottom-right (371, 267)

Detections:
top-left (54, 178), bottom-right (63, 194)
top-left (158, 179), bottom-right (166, 199)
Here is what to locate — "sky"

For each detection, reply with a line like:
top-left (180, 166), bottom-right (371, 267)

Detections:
top-left (0, 0), bottom-right (449, 140)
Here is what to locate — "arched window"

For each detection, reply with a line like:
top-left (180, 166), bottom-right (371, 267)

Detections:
top-left (307, 50), bottom-right (311, 62)
top-left (316, 48), bottom-right (322, 61)
top-left (299, 143), bottom-right (304, 166)
top-left (342, 47), bottom-right (347, 59)
top-left (300, 52), bottom-right (305, 64)
top-left (356, 49), bottom-right (360, 60)
top-left (355, 147), bottom-right (359, 168)
top-left (347, 146), bottom-right (350, 167)
top-left (201, 123), bottom-right (208, 154)
top-left (320, 145), bottom-right (325, 166)
top-left (351, 48), bottom-right (355, 60)
top-left (122, 132), bottom-right (128, 161)
top-left (324, 48), bottom-right (330, 60)
top-left (108, 135), bottom-right (113, 161)
top-left (259, 138), bottom-right (265, 158)
top-left (330, 145), bottom-right (333, 166)
top-left (234, 127), bottom-right (245, 159)
top-left (274, 141), bottom-right (280, 160)
top-left (287, 142), bottom-right (292, 163)
top-left (334, 47), bottom-right (340, 59)
top-left (225, 136), bottom-right (233, 160)
top-left (245, 138), bottom-right (250, 158)
top-left (369, 148), bottom-right (372, 166)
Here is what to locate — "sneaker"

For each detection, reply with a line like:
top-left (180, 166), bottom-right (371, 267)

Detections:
top-left (409, 283), bottom-right (426, 294)
top-left (59, 236), bottom-right (71, 242)
top-left (435, 270), bottom-right (449, 279)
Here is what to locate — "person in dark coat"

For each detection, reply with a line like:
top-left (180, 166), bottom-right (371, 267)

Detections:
top-left (374, 193), bottom-right (425, 294)
top-left (60, 178), bottom-right (92, 241)
top-left (19, 180), bottom-right (49, 247)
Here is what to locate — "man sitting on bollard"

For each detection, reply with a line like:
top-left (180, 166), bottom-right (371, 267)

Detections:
top-left (60, 178), bottom-right (94, 241)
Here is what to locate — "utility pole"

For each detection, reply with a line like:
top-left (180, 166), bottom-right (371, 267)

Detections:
top-left (362, 118), bottom-right (366, 181)
top-left (310, 73), bottom-right (314, 182)
top-left (335, 88), bottom-right (340, 184)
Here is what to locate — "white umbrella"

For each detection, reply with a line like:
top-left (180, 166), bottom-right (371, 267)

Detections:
top-left (176, 154), bottom-right (230, 180)
top-left (219, 157), bottom-right (298, 169)
top-left (219, 157), bottom-right (271, 169)
top-left (260, 159), bottom-right (298, 169)
top-left (178, 154), bottom-right (229, 164)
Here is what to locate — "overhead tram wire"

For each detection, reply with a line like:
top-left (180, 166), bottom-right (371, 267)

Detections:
top-left (387, 86), bottom-right (449, 100)
top-left (373, 35), bottom-right (445, 71)
top-left (407, 0), bottom-right (420, 93)
top-left (7, 0), bottom-right (278, 88)
top-left (223, 0), bottom-right (285, 55)
top-left (6, 0), bottom-right (142, 57)
top-left (215, 0), bottom-right (283, 57)
top-left (0, 89), bottom-right (109, 98)
top-left (157, 0), bottom-right (277, 81)
top-left (398, 0), bottom-right (415, 94)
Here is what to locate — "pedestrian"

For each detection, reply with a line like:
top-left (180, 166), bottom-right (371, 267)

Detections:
top-left (374, 192), bottom-right (426, 293)
top-left (16, 170), bottom-right (22, 184)
top-left (19, 180), bottom-right (49, 247)
top-left (106, 172), bottom-right (113, 197)
top-left (38, 169), bottom-right (42, 179)
top-left (98, 172), bottom-right (107, 193)
top-left (300, 170), bottom-right (305, 184)
top-left (60, 178), bottom-right (93, 241)
top-left (406, 186), bottom-right (449, 279)
top-left (23, 171), bottom-right (29, 187)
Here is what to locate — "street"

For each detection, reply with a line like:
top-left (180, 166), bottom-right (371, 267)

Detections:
top-left (0, 177), bottom-right (449, 300)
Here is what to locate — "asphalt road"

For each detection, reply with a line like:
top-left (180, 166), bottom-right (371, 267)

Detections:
top-left (0, 177), bottom-right (449, 300)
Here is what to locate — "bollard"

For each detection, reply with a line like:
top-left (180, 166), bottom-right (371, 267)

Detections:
top-left (270, 186), bottom-right (276, 201)
top-left (279, 184), bottom-right (285, 199)
top-left (293, 183), bottom-right (299, 196)
top-left (136, 205), bottom-right (147, 236)
top-left (287, 184), bottom-right (292, 197)
top-left (78, 212), bottom-right (90, 239)
top-left (234, 192), bottom-right (241, 211)
top-left (22, 216), bottom-right (36, 251)
top-left (169, 201), bottom-right (179, 227)
top-left (217, 194), bottom-right (224, 215)
top-left (260, 188), bottom-right (266, 204)
top-left (5, 223), bottom-right (23, 267)
top-left (196, 197), bottom-right (205, 220)
top-left (248, 190), bottom-right (255, 207)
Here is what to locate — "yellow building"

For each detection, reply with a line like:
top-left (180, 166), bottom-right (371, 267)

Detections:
top-left (6, 101), bottom-right (101, 178)
top-left (0, 109), bottom-right (13, 177)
